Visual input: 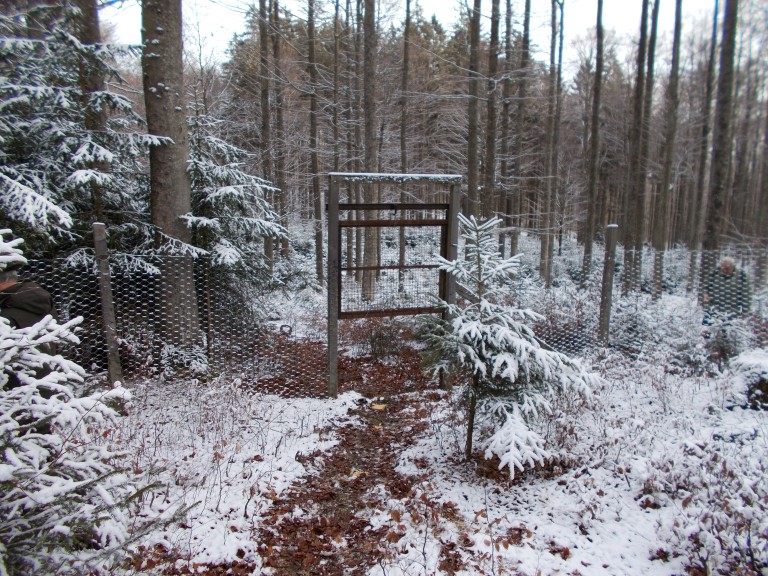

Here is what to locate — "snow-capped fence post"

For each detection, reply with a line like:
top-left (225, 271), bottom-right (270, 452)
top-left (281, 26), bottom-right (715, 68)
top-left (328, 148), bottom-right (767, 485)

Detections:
top-left (92, 222), bottom-right (123, 384)
top-left (598, 224), bottom-right (619, 343)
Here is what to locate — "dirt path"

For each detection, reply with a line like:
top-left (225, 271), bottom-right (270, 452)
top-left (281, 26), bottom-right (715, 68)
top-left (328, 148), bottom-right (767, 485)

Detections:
top-left (256, 350), bottom-right (448, 575)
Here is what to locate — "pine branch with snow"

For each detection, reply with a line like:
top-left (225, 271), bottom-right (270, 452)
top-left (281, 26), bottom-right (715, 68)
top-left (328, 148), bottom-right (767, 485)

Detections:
top-left (0, 234), bottom-right (178, 575)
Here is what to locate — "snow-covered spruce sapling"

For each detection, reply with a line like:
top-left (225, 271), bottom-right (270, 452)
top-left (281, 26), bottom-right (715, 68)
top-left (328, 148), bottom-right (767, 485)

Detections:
top-left (419, 215), bottom-right (597, 477)
top-left (0, 232), bottom-right (175, 575)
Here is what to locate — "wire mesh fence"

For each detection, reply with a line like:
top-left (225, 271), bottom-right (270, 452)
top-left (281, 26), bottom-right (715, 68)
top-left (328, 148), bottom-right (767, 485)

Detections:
top-left (20, 241), bottom-right (768, 397)
top-left (24, 256), bottom-right (329, 397)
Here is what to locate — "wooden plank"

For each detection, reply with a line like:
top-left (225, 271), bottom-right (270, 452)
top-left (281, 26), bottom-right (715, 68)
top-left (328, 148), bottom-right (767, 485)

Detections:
top-left (339, 218), bottom-right (446, 228)
top-left (329, 172), bottom-right (462, 186)
top-left (337, 202), bottom-right (449, 211)
top-left (339, 306), bottom-right (444, 319)
top-left (341, 263), bottom-right (440, 272)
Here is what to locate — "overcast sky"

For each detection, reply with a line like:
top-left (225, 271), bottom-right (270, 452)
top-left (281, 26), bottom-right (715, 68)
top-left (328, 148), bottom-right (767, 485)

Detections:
top-left (102, 0), bottom-right (710, 71)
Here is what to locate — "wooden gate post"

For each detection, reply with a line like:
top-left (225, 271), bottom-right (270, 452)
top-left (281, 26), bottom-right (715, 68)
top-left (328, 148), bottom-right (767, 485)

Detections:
top-left (92, 223), bottom-right (124, 384)
top-left (327, 176), bottom-right (340, 397)
top-left (598, 224), bottom-right (619, 344)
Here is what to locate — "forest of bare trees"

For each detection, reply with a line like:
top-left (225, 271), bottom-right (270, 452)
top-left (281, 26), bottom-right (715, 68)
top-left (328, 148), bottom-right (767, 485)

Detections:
top-left (3, 0), bottom-right (768, 293)
top-left (209, 0), bottom-right (766, 288)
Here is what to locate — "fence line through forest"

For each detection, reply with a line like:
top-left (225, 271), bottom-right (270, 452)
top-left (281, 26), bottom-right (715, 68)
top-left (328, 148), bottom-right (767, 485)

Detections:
top-left (21, 232), bottom-right (768, 394)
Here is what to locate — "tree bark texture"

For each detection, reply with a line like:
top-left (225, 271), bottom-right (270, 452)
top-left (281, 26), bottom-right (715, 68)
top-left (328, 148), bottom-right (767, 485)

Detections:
top-left (141, 0), bottom-right (200, 346)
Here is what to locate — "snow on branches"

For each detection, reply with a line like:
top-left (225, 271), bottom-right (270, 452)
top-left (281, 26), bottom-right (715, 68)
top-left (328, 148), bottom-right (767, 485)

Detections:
top-left (420, 215), bottom-right (597, 477)
top-left (0, 233), bottom-right (167, 574)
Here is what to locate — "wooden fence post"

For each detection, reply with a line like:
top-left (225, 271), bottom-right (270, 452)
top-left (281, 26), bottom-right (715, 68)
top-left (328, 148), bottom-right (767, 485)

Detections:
top-left (92, 222), bottom-right (123, 384)
top-left (599, 224), bottom-right (619, 344)
top-left (327, 176), bottom-right (340, 398)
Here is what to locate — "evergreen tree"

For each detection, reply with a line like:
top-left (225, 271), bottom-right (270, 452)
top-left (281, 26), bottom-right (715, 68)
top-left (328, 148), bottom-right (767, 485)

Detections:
top-left (0, 3), bottom-right (156, 257)
top-left (186, 110), bottom-right (285, 278)
top-left (420, 215), bottom-right (596, 475)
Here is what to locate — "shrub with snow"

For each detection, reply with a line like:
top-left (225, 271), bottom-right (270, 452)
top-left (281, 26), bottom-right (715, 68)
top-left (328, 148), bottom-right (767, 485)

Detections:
top-left (0, 232), bottom-right (161, 575)
top-left (419, 216), bottom-right (597, 477)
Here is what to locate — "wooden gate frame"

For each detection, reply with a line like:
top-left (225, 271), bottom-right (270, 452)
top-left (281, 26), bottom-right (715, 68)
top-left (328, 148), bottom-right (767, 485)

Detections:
top-left (327, 173), bottom-right (462, 397)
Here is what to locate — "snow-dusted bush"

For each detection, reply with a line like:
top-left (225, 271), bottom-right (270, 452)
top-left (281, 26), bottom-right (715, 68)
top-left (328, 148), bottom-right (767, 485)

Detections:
top-left (731, 349), bottom-right (768, 408)
top-left (0, 232), bottom-right (166, 574)
top-left (418, 216), bottom-right (597, 477)
top-left (0, 313), bottom-right (156, 574)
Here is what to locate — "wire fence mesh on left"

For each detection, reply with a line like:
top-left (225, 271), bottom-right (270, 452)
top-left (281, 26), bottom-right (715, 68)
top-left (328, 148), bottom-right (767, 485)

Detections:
top-left (25, 256), bottom-right (329, 397)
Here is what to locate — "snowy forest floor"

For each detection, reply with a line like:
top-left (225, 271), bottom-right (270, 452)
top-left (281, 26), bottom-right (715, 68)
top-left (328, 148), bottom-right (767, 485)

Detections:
top-left (112, 324), bottom-right (767, 576)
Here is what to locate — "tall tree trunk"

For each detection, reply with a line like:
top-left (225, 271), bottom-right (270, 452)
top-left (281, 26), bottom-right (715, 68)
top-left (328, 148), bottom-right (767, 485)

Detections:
top-left (539, 0), bottom-right (558, 286)
top-left (629, 0), bottom-right (659, 291)
top-left (482, 0), bottom-right (500, 219)
top-left (308, 0), bottom-right (324, 284)
top-left (141, 0), bottom-right (200, 346)
top-left (272, 0), bottom-right (290, 256)
top-left (361, 0), bottom-right (378, 300)
top-left (398, 0), bottom-right (411, 293)
top-left (688, 0), bottom-right (719, 293)
top-left (581, 0), bottom-right (603, 285)
top-left (353, 0), bottom-right (363, 282)
top-left (466, 0), bottom-right (482, 217)
top-left (652, 0), bottom-right (683, 300)
top-left (756, 96), bottom-right (768, 287)
top-left (259, 0), bottom-right (274, 271)
top-left (74, 0), bottom-right (107, 224)
top-left (545, 0), bottom-right (564, 283)
top-left (622, 0), bottom-right (649, 293)
top-left (498, 0), bottom-right (513, 256)
top-left (703, 0), bottom-right (739, 256)
top-left (510, 0), bottom-right (531, 255)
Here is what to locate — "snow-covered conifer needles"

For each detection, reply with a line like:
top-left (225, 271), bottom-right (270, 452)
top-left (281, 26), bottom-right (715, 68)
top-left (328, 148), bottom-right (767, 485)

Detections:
top-left (420, 215), bottom-right (597, 477)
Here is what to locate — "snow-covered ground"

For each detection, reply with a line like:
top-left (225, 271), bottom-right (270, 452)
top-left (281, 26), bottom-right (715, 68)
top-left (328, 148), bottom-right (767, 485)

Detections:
top-left (112, 295), bottom-right (767, 575)
top-left (104, 235), bottom-right (767, 574)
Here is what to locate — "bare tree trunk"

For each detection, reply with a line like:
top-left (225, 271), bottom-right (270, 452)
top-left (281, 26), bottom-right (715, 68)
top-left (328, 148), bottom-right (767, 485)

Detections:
top-left (652, 0), bottom-right (683, 300)
top-left (398, 0), bottom-right (411, 293)
top-left (545, 0), bottom-right (564, 283)
top-left (622, 0), bottom-right (649, 293)
top-left (581, 0), bottom-right (604, 285)
top-left (703, 0), bottom-right (739, 255)
top-left (756, 96), bottom-right (768, 288)
top-left (539, 0), bottom-right (558, 286)
top-left (308, 0), bottom-right (324, 284)
top-left (259, 0), bottom-right (274, 271)
top-left (482, 0), bottom-right (500, 219)
top-left (498, 0), bottom-right (513, 256)
top-left (361, 0), bottom-right (378, 300)
top-left (272, 0), bottom-right (290, 256)
top-left (510, 0), bottom-right (531, 255)
top-left (353, 0), bottom-right (363, 282)
top-left (141, 0), bottom-right (200, 346)
top-left (466, 0), bottom-right (482, 218)
top-left (629, 0), bottom-right (659, 291)
top-left (688, 0), bottom-right (719, 293)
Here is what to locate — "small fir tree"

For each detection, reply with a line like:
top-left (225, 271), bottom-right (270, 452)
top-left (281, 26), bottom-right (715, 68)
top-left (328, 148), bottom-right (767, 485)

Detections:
top-left (420, 215), bottom-right (597, 476)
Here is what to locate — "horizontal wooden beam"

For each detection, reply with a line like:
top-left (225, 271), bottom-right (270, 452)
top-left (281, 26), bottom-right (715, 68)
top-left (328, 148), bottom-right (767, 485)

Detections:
top-left (339, 306), bottom-right (444, 319)
top-left (339, 218), bottom-right (446, 228)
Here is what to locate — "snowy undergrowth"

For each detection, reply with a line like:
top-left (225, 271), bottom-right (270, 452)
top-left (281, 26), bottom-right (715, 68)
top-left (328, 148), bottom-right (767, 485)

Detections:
top-left (112, 379), bottom-right (362, 571)
top-left (386, 303), bottom-right (768, 575)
